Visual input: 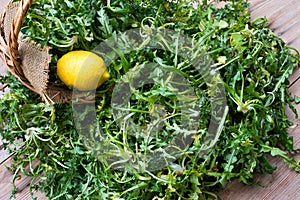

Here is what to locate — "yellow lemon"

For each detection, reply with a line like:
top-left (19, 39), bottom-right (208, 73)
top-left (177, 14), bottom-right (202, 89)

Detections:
top-left (57, 50), bottom-right (110, 91)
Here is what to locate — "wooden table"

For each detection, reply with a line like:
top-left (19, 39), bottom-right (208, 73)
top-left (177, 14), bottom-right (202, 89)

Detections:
top-left (1, 0), bottom-right (300, 199)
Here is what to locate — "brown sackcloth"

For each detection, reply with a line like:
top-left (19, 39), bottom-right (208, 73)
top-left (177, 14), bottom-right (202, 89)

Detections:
top-left (0, 0), bottom-right (88, 103)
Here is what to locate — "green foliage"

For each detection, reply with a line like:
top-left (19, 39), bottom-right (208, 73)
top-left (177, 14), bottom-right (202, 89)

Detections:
top-left (1, 0), bottom-right (300, 199)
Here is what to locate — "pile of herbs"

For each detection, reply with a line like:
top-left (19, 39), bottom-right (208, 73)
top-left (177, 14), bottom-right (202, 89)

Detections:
top-left (1, 0), bottom-right (300, 199)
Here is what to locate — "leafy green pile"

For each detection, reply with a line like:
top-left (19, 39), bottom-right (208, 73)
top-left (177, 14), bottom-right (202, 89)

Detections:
top-left (1, 0), bottom-right (300, 199)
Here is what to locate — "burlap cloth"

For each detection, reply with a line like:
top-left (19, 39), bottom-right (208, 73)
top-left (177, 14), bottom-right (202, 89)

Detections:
top-left (0, 0), bottom-right (84, 103)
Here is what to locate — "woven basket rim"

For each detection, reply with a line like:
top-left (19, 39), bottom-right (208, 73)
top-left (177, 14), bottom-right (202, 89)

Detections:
top-left (0, 0), bottom-right (92, 104)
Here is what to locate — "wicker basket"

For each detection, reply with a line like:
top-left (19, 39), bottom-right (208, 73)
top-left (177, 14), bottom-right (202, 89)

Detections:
top-left (0, 0), bottom-right (86, 104)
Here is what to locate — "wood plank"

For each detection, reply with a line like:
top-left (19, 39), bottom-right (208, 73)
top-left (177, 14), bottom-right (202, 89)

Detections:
top-left (0, 135), bottom-right (23, 166)
top-left (289, 67), bottom-right (300, 87)
top-left (218, 0), bottom-right (300, 199)
top-left (248, 0), bottom-right (300, 85)
top-left (249, 0), bottom-right (300, 50)
top-left (0, 158), bottom-right (47, 200)
top-left (1, 0), bottom-right (300, 199)
top-left (218, 78), bottom-right (300, 199)
top-left (249, 0), bottom-right (297, 20)
top-left (248, 0), bottom-right (266, 9)
top-left (0, 142), bottom-right (13, 165)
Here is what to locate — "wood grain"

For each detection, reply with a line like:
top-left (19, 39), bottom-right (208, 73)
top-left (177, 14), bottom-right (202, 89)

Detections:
top-left (1, 0), bottom-right (300, 199)
top-left (218, 0), bottom-right (300, 199)
top-left (0, 158), bottom-right (47, 200)
top-left (0, 139), bottom-right (13, 166)
top-left (249, 0), bottom-right (300, 50)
